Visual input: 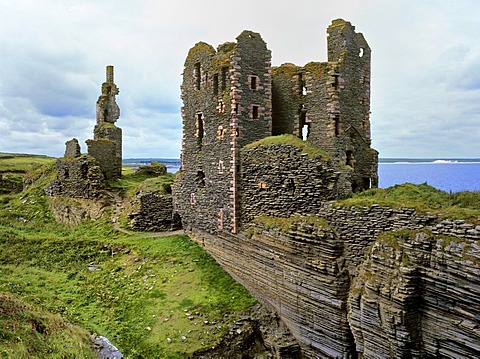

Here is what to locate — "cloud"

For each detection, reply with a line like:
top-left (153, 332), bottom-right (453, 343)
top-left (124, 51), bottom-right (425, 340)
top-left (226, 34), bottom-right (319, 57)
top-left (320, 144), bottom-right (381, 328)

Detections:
top-left (0, 0), bottom-right (479, 159)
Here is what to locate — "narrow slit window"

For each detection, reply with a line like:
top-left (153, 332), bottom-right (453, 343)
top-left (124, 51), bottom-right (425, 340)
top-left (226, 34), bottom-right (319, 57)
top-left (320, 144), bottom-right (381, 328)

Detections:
top-left (194, 63), bottom-right (201, 90)
top-left (221, 67), bottom-right (228, 91)
top-left (234, 103), bottom-right (239, 115)
top-left (334, 115), bottom-right (342, 136)
top-left (298, 105), bottom-right (308, 140)
top-left (213, 74), bottom-right (219, 95)
top-left (346, 151), bottom-right (355, 168)
top-left (196, 113), bottom-right (204, 148)
top-left (252, 105), bottom-right (259, 119)
top-left (196, 170), bottom-right (205, 188)
top-left (298, 73), bottom-right (305, 95)
top-left (250, 76), bottom-right (257, 90)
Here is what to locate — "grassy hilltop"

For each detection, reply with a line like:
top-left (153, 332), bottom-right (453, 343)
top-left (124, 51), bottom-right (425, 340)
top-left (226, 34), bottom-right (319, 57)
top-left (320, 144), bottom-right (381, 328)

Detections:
top-left (0, 154), bottom-right (256, 358)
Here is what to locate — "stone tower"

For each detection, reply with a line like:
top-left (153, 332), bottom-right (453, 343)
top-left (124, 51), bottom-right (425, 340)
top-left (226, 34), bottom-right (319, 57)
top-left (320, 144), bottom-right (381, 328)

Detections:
top-left (173, 31), bottom-right (272, 234)
top-left (271, 19), bottom-right (378, 191)
top-left (87, 65), bottom-right (122, 180)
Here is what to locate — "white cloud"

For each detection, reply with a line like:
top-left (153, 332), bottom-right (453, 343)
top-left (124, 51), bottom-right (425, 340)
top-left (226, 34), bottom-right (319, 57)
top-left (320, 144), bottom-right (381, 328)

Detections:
top-left (0, 0), bottom-right (479, 158)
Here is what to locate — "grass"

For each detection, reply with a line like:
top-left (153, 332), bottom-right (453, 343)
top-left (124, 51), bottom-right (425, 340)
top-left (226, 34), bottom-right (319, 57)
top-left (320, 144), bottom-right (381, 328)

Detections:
top-left (0, 153), bottom-right (55, 174)
top-left (0, 156), bottom-right (256, 358)
top-left (107, 169), bottom-right (174, 197)
top-left (244, 134), bottom-right (330, 161)
top-left (0, 295), bottom-right (95, 358)
top-left (338, 183), bottom-right (480, 224)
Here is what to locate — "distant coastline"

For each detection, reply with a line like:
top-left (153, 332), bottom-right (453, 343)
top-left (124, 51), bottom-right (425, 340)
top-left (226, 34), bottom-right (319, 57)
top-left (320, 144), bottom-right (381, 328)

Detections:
top-left (121, 158), bottom-right (480, 193)
top-left (379, 158), bottom-right (480, 164)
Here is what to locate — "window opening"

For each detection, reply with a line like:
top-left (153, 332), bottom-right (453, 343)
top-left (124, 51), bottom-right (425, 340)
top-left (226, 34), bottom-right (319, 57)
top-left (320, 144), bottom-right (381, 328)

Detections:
top-left (194, 62), bottom-right (201, 90)
top-left (359, 47), bottom-right (364, 57)
top-left (250, 76), bottom-right (257, 90)
top-left (299, 105), bottom-right (308, 140)
top-left (302, 86), bottom-right (307, 96)
top-left (332, 74), bottom-right (339, 90)
top-left (298, 73), bottom-right (305, 95)
top-left (190, 193), bottom-right (196, 205)
top-left (196, 170), bottom-right (205, 188)
top-left (346, 151), bottom-right (355, 168)
top-left (334, 115), bottom-right (342, 136)
top-left (235, 127), bottom-right (239, 137)
top-left (196, 113), bottom-right (204, 148)
top-left (252, 105), bottom-right (259, 119)
top-left (221, 66), bottom-right (228, 91)
top-left (213, 74), bottom-right (219, 95)
top-left (234, 103), bottom-right (239, 115)
top-left (362, 177), bottom-right (371, 189)
top-left (218, 160), bottom-right (224, 174)
top-left (301, 124), bottom-right (310, 141)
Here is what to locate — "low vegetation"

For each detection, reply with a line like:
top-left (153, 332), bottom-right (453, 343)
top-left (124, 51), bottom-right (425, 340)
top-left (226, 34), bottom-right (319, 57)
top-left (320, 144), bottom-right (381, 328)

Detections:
top-left (338, 183), bottom-right (480, 224)
top-left (0, 156), bottom-right (256, 358)
top-left (244, 134), bottom-right (330, 161)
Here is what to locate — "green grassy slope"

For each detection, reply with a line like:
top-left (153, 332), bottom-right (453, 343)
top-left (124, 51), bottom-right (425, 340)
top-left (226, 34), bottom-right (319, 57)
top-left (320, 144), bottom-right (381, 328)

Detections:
top-left (0, 157), bottom-right (256, 358)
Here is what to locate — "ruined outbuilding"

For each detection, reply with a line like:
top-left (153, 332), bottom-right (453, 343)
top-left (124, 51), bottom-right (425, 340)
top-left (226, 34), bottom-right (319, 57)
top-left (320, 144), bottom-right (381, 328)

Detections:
top-left (173, 19), bottom-right (378, 235)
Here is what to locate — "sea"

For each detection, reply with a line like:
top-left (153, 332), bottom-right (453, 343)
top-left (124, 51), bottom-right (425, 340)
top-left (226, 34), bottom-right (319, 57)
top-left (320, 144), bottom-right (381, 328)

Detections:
top-left (123, 158), bottom-right (480, 193)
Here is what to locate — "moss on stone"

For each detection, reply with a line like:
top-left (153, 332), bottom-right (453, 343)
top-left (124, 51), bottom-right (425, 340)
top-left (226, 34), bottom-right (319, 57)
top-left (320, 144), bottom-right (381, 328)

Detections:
top-left (186, 42), bottom-right (216, 62)
top-left (244, 134), bottom-right (329, 161)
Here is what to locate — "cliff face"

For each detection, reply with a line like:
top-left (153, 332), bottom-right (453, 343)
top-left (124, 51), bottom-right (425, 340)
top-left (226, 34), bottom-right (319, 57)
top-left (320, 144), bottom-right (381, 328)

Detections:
top-left (188, 205), bottom-right (480, 358)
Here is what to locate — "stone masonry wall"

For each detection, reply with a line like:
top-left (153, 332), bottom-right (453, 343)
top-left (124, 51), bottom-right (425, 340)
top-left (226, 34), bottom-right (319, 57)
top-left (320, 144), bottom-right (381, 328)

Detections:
top-left (173, 31), bottom-right (272, 234)
top-left (86, 139), bottom-right (120, 181)
top-left (240, 143), bottom-right (348, 224)
top-left (45, 155), bottom-right (105, 198)
top-left (187, 205), bottom-right (480, 358)
top-left (129, 191), bottom-right (179, 231)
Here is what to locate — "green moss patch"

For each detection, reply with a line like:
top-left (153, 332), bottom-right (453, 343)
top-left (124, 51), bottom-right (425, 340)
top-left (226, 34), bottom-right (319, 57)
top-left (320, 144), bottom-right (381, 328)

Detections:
top-left (244, 134), bottom-right (329, 161)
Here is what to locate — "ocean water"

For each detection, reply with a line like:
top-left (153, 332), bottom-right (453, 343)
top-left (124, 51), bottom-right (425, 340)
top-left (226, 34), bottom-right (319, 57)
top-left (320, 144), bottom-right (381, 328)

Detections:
top-left (124, 158), bottom-right (480, 193)
top-left (379, 160), bottom-right (480, 193)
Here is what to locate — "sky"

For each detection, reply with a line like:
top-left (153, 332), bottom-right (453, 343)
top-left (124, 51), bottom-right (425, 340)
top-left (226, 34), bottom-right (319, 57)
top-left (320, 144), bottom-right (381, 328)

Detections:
top-left (0, 0), bottom-right (479, 159)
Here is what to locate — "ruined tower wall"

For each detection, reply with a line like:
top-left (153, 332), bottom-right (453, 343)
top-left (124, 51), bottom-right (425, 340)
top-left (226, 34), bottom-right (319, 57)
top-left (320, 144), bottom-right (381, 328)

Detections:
top-left (270, 19), bottom-right (377, 191)
top-left (240, 143), bottom-right (344, 223)
top-left (326, 20), bottom-right (377, 189)
top-left (86, 139), bottom-right (120, 181)
top-left (173, 32), bottom-right (272, 234)
top-left (92, 65), bottom-right (122, 180)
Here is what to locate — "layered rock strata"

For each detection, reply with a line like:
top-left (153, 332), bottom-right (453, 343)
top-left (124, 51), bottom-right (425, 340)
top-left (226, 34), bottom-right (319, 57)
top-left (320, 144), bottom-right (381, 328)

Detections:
top-left (187, 205), bottom-right (480, 358)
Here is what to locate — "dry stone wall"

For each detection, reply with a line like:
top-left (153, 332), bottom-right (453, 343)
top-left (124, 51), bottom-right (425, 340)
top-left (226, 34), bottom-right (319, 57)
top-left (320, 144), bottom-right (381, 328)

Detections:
top-left (129, 191), bottom-right (179, 231)
top-left (45, 155), bottom-right (105, 199)
top-left (240, 143), bottom-right (348, 224)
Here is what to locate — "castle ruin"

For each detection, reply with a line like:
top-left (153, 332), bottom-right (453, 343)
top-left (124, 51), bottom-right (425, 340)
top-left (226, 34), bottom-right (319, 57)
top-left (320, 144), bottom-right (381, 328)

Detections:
top-left (46, 66), bottom-right (122, 198)
top-left (173, 19), bottom-right (378, 234)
